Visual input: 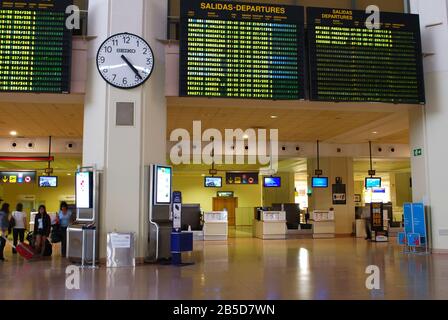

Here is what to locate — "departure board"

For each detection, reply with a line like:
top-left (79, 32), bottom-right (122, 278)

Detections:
top-left (180, 0), bottom-right (305, 100)
top-left (308, 7), bottom-right (425, 104)
top-left (0, 0), bottom-right (72, 93)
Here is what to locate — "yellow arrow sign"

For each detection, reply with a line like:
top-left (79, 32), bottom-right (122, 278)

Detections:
top-left (2, 176), bottom-right (8, 183)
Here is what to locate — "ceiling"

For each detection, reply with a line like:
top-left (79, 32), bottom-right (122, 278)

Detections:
top-left (0, 102), bottom-right (84, 138)
top-left (167, 97), bottom-right (412, 144)
top-left (0, 97), bottom-right (412, 145)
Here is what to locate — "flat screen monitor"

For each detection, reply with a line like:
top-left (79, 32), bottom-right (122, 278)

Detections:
top-left (204, 176), bottom-right (222, 188)
top-left (39, 176), bottom-right (58, 188)
top-left (76, 172), bottom-right (93, 209)
top-left (366, 177), bottom-right (382, 189)
top-left (264, 177), bottom-right (281, 188)
top-left (312, 177), bottom-right (329, 188)
top-left (154, 166), bottom-right (172, 205)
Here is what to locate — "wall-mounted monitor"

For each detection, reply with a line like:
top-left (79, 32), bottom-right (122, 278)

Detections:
top-left (154, 165), bottom-right (172, 205)
top-left (204, 176), bottom-right (222, 188)
top-left (39, 176), bottom-right (58, 188)
top-left (365, 177), bottom-right (382, 189)
top-left (180, 0), bottom-right (306, 100)
top-left (307, 7), bottom-right (425, 104)
top-left (312, 177), bottom-right (329, 188)
top-left (76, 172), bottom-right (93, 209)
top-left (264, 177), bottom-right (281, 188)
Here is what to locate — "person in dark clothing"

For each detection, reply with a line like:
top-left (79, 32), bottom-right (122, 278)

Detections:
top-left (0, 203), bottom-right (10, 262)
top-left (34, 205), bottom-right (51, 256)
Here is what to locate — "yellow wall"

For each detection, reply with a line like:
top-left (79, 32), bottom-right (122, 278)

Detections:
top-left (262, 172), bottom-right (296, 207)
top-left (173, 174), bottom-right (262, 211)
top-left (0, 175), bottom-right (75, 213)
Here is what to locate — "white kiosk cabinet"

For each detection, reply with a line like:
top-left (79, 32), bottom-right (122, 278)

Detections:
top-left (312, 210), bottom-right (336, 239)
top-left (254, 211), bottom-right (287, 240)
top-left (203, 211), bottom-right (228, 241)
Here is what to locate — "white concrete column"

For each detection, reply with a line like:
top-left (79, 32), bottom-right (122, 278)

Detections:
top-left (409, 0), bottom-right (448, 252)
top-left (307, 157), bottom-right (355, 235)
top-left (83, 0), bottom-right (167, 258)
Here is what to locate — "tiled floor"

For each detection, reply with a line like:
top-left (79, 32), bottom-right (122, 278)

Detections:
top-left (1, 237), bottom-right (447, 300)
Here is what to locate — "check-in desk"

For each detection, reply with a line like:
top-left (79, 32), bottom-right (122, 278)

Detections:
top-left (203, 211), bottom-right (228, 241)
top-left (312, 210), bottom-right (336, 239)
top-left (254, 211), bottom-right (287, 240)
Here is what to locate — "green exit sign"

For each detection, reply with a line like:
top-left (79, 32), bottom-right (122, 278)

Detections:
top-left (413, 148), bottom-right (423, 157)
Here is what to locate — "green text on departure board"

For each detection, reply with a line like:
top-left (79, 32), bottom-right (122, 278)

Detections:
top-left (180, 0), bottom-right (305, 100)
top-left (0, 0), bottom-right (72, 93)
top-left (308, 7), bottom-right (425, 104)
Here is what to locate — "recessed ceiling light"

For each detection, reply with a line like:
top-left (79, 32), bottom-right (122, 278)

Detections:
top-left (270, 115), bottom-right (278, 119)
top-left (67, 173), bottom-right (72, 176)
top-left (10, 131), bottom-right (17, 136)
top-left (372, 131), bottom-right (378, 134)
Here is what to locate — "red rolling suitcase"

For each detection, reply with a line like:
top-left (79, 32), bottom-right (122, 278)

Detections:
top-left (2, 236), bottom-right (35, 260)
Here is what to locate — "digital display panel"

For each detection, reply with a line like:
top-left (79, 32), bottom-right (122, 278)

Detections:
top-left (263, 177), bottom-right (281, 188)
top-left (155, 166), bottom-right (172, 205)
top-left (307, 7), bottom-right (425, 104)
top-left (204, 176), bottom-right (222, 188)
top-left (76, 171), bottom-right (93, 209)
top-left (180, 0), bottom-right (305, 100)
top-left (0, 0), bottom-right (72, 93)
top-left (312, 177), bottom-right (329, 188)
top-left (39, 176), bottom-right (58, 188)
top-left (366, 177), bottom-right (382, 189)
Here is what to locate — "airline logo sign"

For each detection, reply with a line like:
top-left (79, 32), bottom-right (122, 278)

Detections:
top-left (0, 171), bottom-right (36, 185)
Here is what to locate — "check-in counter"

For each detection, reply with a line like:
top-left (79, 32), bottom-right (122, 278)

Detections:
top-left (312, 210), bottom-right (336, 239)
top-left (254, 211), bottom-right (287, 240)
top-left (203, 211), bottom-right (228, 241)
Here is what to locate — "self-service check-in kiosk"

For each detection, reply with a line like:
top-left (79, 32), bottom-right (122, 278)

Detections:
top-left (146, 164), bottom-right (173, 263)
top-left (67, 166), bottom-right (100, 264)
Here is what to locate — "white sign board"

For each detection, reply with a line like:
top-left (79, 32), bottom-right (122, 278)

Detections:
top-left (110, 234), bottom-right (131, 249)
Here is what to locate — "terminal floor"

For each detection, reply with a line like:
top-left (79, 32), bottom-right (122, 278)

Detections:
top-left (0, 238), bottom-right (447, 300)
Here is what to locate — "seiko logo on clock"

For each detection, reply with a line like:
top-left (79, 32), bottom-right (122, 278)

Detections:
top-left (96, 32), bottom-right (155, 89)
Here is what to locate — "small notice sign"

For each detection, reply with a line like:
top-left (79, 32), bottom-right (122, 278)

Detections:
top-left (110, 234), bottom-right (131, 249)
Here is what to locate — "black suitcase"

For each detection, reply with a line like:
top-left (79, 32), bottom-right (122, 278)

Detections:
top-left (43, 239), bottom-right (52, 257)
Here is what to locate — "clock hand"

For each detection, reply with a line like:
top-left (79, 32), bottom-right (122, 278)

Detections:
top-left (121, 55), bottom-right (143, 80)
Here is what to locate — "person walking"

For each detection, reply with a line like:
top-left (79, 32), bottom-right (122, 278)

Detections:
top-left (0, 203), bottom-right (10, 262)
top-left (56, 202), bottom-right (74, 257)
top-left (34, 205), bottom-right (51, 257)
top-left (11, 203), bottom-right (27, 254)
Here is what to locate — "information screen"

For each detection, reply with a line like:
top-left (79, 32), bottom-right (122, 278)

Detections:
top-left (365, 177), bottom-right (382, 189)
top-left (204, 176), bottom-right (222, 188)
top-left (308, 7), bottom-right (425, 104)
top-left (180, 0), bottom-right (305, 100)
top-left (312, 177), bottom-right (329, 188)
top-left (0, 0), bottom-right (72, 93)
top-left (76, 171), bottom-right (92, 209)
top-left (155, 166), bottom-right (172, 205)
top-left (39, 176), bottom-right (58, 188)
top-left (264, 177), bottom-right (281, 188)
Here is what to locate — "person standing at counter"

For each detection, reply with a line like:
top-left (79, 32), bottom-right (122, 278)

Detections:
top-left (57, 202), bottom-right (74, 257)
top-left (0, 203), bottom-right (10, 262)
top-left (11, 203), bottom-right (27, 255)
top-left (34, 205), bottom-right (51, 257)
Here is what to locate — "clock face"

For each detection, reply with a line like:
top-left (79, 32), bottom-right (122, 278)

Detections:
top-left (96, 33), bottom-right (154, 89)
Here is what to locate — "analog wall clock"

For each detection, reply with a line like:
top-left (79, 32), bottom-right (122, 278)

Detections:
top-left (96, 32), bottom-right (154, 89)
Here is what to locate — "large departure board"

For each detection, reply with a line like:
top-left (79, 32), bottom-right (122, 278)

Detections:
top-left (180, 0), bottom-right (305, 100)
top-left (0, 0), bottom-right (72, 93)
top-left (308, 7), bottom-right (425, 104)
